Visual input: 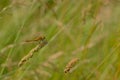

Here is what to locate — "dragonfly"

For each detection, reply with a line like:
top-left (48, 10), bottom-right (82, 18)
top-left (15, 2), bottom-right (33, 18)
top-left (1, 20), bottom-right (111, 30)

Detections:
top-left (25, 35), bottom-right (46, 43)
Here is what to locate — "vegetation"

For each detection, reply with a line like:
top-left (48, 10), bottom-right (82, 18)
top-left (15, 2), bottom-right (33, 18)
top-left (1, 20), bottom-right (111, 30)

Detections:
top-left (0, 0), bottom-right (120, 80)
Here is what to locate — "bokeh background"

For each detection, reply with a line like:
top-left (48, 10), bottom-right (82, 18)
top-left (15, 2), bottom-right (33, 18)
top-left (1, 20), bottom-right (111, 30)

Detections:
top-left (0, 0), bottom-right (120, 80)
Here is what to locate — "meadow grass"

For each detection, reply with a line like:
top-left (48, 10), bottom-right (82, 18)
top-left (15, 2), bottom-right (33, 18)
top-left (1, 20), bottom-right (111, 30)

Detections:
top-left (0, 0), bottom-right (120, 80)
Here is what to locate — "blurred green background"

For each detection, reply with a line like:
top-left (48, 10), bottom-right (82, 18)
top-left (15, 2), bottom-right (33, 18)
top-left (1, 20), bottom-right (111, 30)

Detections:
top-left (0, 0), bottom-right (120, 80)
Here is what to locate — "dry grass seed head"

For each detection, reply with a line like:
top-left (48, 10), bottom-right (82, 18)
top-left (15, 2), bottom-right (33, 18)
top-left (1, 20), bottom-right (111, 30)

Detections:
top-left (64, 58), bottom-right (79, 73)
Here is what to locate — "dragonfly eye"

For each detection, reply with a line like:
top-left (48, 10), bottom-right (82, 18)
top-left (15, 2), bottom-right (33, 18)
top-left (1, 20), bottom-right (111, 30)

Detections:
top-left (38, 36), bottom-right (45, 41)
top-left (41, 36), bottom-right (45, 40)
top-left (38, 37), bottom-right (47, 45)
